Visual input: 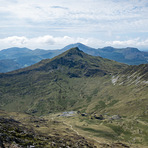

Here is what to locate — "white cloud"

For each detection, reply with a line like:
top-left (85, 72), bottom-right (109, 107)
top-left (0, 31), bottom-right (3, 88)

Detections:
top-left (0, 0), bottom-right (148, 27)
top-left (1, 36), bottom-right (28, 47)
top-left (0, 36), bottom-right (148, 50)
top-left (0, 0), bottom-right (148, 48)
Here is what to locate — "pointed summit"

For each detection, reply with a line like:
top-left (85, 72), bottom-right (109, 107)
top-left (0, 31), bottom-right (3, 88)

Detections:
top-left (60, 47), bottom-right (84, 58)
top-left (63, 47), bottom-right (82, 55)
top-left (61, 43), bottom-right (99, 56)
top-left (66, 47), bottom-right (82, 53)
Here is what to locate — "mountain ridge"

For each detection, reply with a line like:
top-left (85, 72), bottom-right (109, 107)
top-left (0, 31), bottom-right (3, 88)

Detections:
top-left (4, 47), bottom-right (127, 77)
top-left (0, 47), bottom-right (129, 115)
top-left (0, 43), bottom-right (148, 73)
top-left (0, 47), bottom-right (147, 117)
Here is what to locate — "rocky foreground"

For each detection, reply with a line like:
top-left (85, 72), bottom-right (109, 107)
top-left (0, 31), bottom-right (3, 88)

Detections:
top-left (0, 113), bottom-right (131, 148)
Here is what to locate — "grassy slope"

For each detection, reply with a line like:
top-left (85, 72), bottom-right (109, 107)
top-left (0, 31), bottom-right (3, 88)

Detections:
top-left (0, 48), bottom-right (147, 147)
top-left (0, 48), bottom-right (127, 114)
top-left (53, 113), bottom-right (148, 148)
top-left (0, 47), bottom-right (147, 118)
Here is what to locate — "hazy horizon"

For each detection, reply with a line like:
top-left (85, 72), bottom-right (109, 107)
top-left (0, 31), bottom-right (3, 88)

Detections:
top-left (0, 43), bottom-right (148, 52)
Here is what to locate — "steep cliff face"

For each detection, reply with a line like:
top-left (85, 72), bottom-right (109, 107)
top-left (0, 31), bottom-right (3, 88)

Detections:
top-left (112, 64), bottom-right (148, 85)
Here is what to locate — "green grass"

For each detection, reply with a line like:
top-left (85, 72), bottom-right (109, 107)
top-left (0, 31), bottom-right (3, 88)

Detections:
top-left (107, 124), bottom-right (132, 139)
top-left (0, 47), bottom-right (147, 120)
top-left (76, 126), bottom-right (116, 140)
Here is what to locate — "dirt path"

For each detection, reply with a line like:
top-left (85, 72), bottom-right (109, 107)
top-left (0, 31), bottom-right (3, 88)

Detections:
top-left (63, 121), bottom-right (80, 135)
top-left (51, 116), bottom-right (103, 145)
top-left (62, 121), bottom-right (103, 145)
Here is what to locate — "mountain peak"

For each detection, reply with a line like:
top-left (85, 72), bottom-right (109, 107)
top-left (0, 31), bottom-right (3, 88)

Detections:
top-left (75, 42), bottom-right (87, 47)
top-left (61, 43), bottom-right (97, 55)
top-left (66, 47), bottom-right (82, 54)
top-left (59, 47), bottom-right (84, 58)
top-left (67, 47), bottom-right (81, 52)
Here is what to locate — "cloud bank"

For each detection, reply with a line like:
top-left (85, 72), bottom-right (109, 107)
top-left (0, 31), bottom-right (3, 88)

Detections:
top-left (0, 36), bottom-right (148, 50)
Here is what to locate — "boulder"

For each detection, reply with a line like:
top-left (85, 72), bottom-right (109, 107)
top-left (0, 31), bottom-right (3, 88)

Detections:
top-left (94, 114), bottom-right (104, 120)
top-left (111, 115), bottom-right (121, 120)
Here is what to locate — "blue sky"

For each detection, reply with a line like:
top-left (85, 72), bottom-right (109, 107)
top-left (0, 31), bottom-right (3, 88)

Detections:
top-left (0, 0), bottom-right (148, 50)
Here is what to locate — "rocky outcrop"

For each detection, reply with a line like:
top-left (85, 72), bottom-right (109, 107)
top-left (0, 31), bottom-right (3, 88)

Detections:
top-left (0, 117), bottom-right (96, 148)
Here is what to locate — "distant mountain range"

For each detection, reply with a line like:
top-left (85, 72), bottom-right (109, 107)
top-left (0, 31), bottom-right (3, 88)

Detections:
top-left (0, 47), bottom-right (62, 73)
top-left (0, 43), bottom-right (148, 72)
top-left (63, 43), bottom-right (148, 65)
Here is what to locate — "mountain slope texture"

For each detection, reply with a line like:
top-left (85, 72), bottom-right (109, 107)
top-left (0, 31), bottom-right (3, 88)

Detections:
top-left (0, 47), bottom-right (147, 118)
top-left (0, 43), bottom-right (148, 72)
top-left (0, 47), bottom-right (148, 147)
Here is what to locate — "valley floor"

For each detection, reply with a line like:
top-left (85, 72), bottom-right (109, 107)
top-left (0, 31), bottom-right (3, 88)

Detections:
top-left (0, 110), bottom-right (148, 148)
